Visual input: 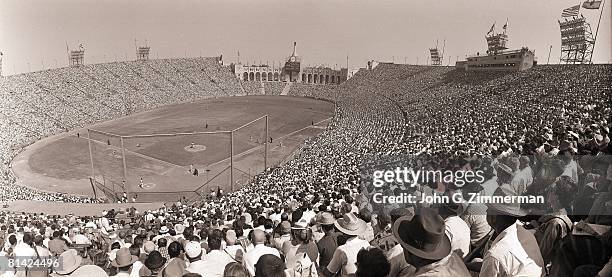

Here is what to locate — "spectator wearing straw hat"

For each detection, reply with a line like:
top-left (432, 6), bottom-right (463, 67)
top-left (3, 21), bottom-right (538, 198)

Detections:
top-left (51, 249), bottom-right (83, 276)
top-left (316, 212), bottom-right (338, 271)
top-left (392, 207), bottom-right (470, 276)
top-left (479, 186), bottom-right (544, 277)
top-left (323, 213), bottom-right (370, 277)
top-left (109, 248), bottom-right (138, 277)
top-left (282, 218), bottom-right (319, 270)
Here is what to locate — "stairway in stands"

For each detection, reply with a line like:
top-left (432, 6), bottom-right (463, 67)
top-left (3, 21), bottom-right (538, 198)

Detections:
top-left (280, 82), bottom-right (293, 95)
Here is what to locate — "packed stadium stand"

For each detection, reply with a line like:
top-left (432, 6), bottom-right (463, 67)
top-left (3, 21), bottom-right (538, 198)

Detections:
top-left (0, 61), bottom-right (610, 276)
top-left (0, 57), bottom-right (241, 202)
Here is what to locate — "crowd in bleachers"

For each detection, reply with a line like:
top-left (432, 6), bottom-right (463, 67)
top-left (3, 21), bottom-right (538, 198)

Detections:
top-left (0, 57), bottom-right (241, 204)
top-left (0, 62), bottom-right (611, 276)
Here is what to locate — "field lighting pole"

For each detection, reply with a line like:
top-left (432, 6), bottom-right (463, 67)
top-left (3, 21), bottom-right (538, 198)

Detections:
top-left (120, 136), bottom-right (129, 201)
top-left (87, 129), bottom-right (95, 180)
top-left (86, 129), bottom-right (97, 198)
top-left (230, 131), bottom-right (234, 192)
top-left (265, 115), bottom-right (269, 170)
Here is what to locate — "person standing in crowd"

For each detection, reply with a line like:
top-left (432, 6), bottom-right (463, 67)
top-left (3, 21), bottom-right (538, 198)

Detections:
top-left (438, 198), bottom-right (470, 258)
top-left (184, 241), bottom-right (206, 275)
top-left (194, 232), bottom-right (234, 276)
top-left (480, 186), bottom-right (544, 276)
top-left (243, 229), bottom-right (281, 276)
top-left (110, 248), bottom-right (138, 277)
top-left (282, 218), bottom-right (319, 272)
top-left (48, 231), bottom-right (69, 256)
top-left (224, 230), bottom-right (244, 263)
top-left (355, 247), bottom-right (391, 277)
top-left (323, 213), bottom-right (370, 276)
top-left (316, 212), bottom-right (339, 272)
top-left (162, 241), bottom-right (186, 276)
top-left (392, 207), bottom-right (470, 276)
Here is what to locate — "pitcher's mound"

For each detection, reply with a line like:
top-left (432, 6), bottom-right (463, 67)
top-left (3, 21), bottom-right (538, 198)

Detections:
top-left (184, 144), bottom-right (206, 152)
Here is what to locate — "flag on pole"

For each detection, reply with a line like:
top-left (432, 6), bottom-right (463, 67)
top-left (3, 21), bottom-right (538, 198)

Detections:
top-left (562, 5), bottom-right (580, 17)
top-left (487, 23), bottom-right (495, 35)
top-left (582, 0), bottom-right (602, 9)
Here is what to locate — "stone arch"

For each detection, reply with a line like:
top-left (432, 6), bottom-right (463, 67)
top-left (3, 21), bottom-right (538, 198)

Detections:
top-left (274, 73), bottom-right (279, 81)
top-left (325, 75), bottom-right (329, 84)
top-left (314, 74), bottom-right (318, 84)
top-left (308, 74), bottom-right (312, 83)
top-left (302, 73), bottom-right (306, 82)
top-left (255, 72), bottom-right (261, 81)
top-left (249, 72), bottom-right (254, 81)
top-left (268, 72), bottom-right (273, 81)
top-left (243, 72), bottom-right (248, 81)
top-left (262, 72), bottom-right (267, 82)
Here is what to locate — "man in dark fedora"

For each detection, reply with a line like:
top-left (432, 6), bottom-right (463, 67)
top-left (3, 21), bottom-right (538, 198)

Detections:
top-left (392, 207), bottom-right (470, 276)
top-left (479, 186), bottom-right (544, 276)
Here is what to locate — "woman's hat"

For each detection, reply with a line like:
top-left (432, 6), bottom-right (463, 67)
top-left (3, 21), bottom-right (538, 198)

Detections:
top-left (55, 249), bottom-right (83, 275)
top-left (392, 207), bottom-right (451, 260)
top-left (110, 248), bottom-right (138, 268)
top-left (334, 213), bottom-right (366, 236)
top-left (145, 251), bottom-right (167, 270)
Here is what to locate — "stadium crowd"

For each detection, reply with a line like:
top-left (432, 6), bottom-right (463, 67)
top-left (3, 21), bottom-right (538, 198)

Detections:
top-left (0, 61), bottom-right (611, 276)
top-left (0, 57), bottom-right (240, 204)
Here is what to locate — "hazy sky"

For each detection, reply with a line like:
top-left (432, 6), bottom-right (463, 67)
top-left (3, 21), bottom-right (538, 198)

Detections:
top-left (1, 0), bottom-right (610, 75)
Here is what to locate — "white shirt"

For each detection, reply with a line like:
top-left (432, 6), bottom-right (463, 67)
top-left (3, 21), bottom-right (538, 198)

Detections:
top-left (186, 250), bottom-right (235, 277)
top-left (481, 177), bottom-right (498, 197)
top-left (444, 216), bottom-right (471, 258)
top-left (326, 237), bottom-right (370, 276)
top-left (243, 244), bottom-right (281, 276)
top-left (480, 222), bottom-right (543, 277)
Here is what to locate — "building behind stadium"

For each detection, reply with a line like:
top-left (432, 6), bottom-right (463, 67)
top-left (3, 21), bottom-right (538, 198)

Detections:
top-left (231, 42), bottom-right (348, 84)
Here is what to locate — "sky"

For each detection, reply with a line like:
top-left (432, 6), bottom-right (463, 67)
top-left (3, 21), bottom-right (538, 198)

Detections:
top-left (1, 0), bottom-right (610, 75)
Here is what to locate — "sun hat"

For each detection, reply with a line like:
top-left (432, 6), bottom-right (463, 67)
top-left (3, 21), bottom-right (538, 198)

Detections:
top-left (69, 265), bottom-right (109, 277)
top-left (174, 224), bottom-right (185, 234)
top-left (291, 218), bottom-right (309, 230)
top-left (55, 249), bottom-right (83, 274)
top-left (110, 248), bottom-right (138, 268)
top-left (495, 163), bottom-right (514, 177)
top-left (159, 226), bottom-right (169, 234)
top-left (144, 251), bottom-right (167, 270)
top-left (316, 212), bottom-right (336, 225)
top-left (334, 213), bottom-right (367, 236)
top-left (392, 207), bottom-right (451, 260)
top-left (486, 185), bottom-right (528, 217)
top-left (184, 241), bottom-right (203, 258)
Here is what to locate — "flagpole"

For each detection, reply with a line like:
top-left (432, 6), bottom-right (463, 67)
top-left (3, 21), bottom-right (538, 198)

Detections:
top-left (590, 0), bottom-right (606, 63)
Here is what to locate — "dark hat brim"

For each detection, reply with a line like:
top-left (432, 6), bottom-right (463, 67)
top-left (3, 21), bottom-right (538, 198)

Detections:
top-left (392, 215), bottom-right (451, 260)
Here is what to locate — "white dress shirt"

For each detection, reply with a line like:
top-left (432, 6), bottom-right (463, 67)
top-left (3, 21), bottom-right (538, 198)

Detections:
top-left (444, 216), bottom-right (471, 258)
top-left (243, 244), bottom-right (281, 276)
top-left (480, 222), bottom-right (543, 277)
